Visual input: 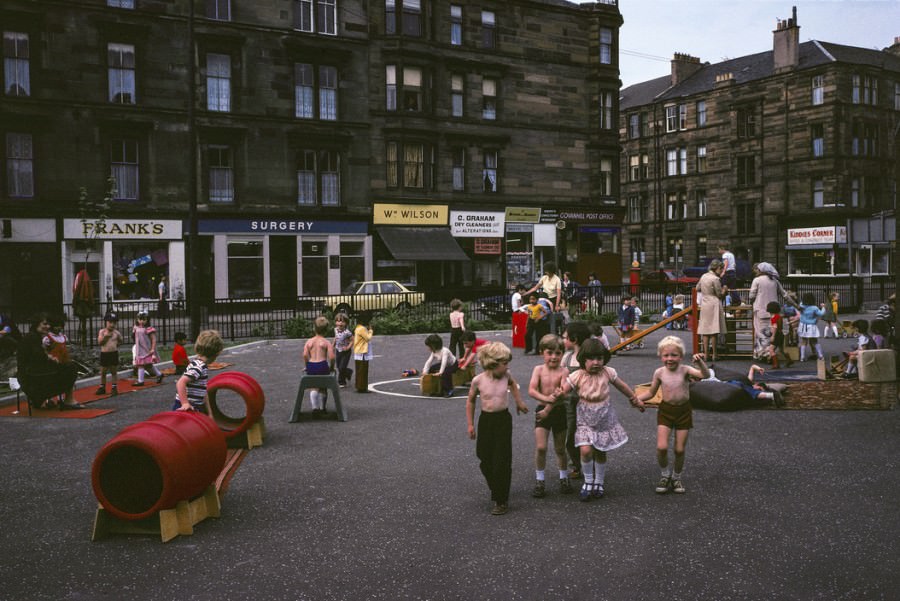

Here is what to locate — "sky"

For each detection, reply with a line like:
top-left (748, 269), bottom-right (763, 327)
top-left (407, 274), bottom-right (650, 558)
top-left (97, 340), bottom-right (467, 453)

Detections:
top-left (582, 0), bottom-right (900, 88)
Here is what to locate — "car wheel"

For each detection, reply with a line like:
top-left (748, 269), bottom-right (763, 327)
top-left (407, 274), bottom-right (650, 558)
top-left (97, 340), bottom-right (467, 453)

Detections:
top-left (395, 301), bottom-right (412, 313)
top-left (335, 303), bottom-right (353, 317)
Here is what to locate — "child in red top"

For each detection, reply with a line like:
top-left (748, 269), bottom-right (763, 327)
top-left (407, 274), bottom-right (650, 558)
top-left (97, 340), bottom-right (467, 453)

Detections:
top-left (42, 313), bottom-right (71, 364)
top-left (172, 331), bottom-right (190, 376)
top-left (766, 301), bottom-right (793, 368)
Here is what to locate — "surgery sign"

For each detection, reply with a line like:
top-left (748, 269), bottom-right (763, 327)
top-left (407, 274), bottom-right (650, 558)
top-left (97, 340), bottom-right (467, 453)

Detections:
top-left (450, 211), bottom-right (505, 237)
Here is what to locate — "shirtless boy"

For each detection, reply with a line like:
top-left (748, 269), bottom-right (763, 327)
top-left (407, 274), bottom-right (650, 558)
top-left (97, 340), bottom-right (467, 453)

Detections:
top-left (466, 342), bottom-right (529, 515)
top-left (303, 315), bottom-right (336, 416)
top-left (634, 335), bottom-right (709, 495)
top-left (528, 334), bottom-right (573, 497)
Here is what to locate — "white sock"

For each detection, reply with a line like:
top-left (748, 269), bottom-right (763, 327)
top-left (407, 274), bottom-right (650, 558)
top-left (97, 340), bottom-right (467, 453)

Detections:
top-left (661, 466), bottom-right (672, 478)
top-left (310, 390), bottom-right (320, 410)
top-left (581, 459), bottom-right (594, 484)
top-left (815, 343), bottom-right (824, 360)
top-left (559, 469), bottom-right (569, 480)
top-left (137, 367), bottom-right (145, 383)
top-left (673, 471), bottom-right (682, 480)
top-left (535, 469), bottom-right (545, 481)
top-left (595, 462), bottom-right (607, 486)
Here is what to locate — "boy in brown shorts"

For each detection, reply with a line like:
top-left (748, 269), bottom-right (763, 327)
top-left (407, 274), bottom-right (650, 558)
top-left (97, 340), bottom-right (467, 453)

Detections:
top-left (634, 336), bottom-right (709, 494)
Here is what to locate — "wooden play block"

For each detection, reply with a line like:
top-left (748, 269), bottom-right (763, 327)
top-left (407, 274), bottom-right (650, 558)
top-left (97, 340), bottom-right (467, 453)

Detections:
top-left (859, 349), bottom-right (896, 383)
top-left (785, 346), bottom-right (799, 361)
top-left (420, 373), bottom-right (442, 396)
top-left (452, 365), bottom-right (475, 387)
top-left (92, 485), bottom-right (221, 543)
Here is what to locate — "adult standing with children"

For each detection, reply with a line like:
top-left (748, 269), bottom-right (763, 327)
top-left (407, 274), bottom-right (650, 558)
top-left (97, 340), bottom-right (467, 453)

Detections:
top-left (696, 260), bottom-right (727, 361)
top-left (525, 262), bottom-right (562, 333)
top-left (748, 262), bottom-right (794, 358)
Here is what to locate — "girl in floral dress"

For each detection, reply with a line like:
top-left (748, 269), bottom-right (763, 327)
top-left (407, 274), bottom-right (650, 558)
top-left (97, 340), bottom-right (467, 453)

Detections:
top-left (132, 310), bottom-right (163, 386)
top-left (555, 338), bottom-right (642, 501)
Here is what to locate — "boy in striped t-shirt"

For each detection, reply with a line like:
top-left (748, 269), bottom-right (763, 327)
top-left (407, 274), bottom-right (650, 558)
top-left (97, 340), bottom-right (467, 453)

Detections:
top-left (173, 330), bottom-right (225, 412)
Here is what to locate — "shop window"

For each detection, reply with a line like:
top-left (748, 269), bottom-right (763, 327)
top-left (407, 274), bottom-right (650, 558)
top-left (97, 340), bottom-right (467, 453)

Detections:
top-left (3, 32), bottom-right (30, 97)
top-left (108, 43), bottom-right (135, 104)
top-left (301, 240), bottom-right (327, 295)
top-left (227, 240), bottom-right (263, 298)
top-left (339, 240), bottom-right (365, 292)
top-left (206, 53), bottom-right (231, 112)
top-left (110, 138), bottom-right (139, 201)
top-left (6, 132), bottom-right (33, 198)
top-left (112, 242), bottom-right (169, 300)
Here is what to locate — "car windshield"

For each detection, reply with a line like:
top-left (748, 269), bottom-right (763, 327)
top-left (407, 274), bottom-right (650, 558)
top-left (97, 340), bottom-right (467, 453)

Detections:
top-left (342, 282), bottom-right (361, 294)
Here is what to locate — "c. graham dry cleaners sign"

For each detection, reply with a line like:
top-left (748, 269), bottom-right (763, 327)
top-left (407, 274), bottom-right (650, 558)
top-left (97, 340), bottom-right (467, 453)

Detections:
top-left (450, 211), bottom-right (505, 237)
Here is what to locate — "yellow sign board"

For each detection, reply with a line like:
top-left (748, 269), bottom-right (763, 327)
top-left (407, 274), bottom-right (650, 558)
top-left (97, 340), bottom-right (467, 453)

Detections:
top-left (505, 207), bottom-right (541, 223)
top-left (373, 203), bottom-right (448, 225)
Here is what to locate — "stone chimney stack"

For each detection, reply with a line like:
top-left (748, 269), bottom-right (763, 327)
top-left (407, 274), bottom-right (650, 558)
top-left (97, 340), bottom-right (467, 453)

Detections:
top-left (671, 53), bottom-right (702, 86)
top-left (773, 6), bottom-right (800, 73)
top-left (886, 36), bottom-right (900, 57)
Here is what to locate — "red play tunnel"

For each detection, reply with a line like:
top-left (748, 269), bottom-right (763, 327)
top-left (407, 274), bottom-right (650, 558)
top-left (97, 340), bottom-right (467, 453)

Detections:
top-left (207, 371), bottom-right (265, 440)
top-left (92, 411), bottom-right (227, 521)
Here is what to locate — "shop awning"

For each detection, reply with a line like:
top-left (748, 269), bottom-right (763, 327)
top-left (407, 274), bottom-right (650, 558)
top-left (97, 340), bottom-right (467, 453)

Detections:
top-left (376, 227), bottom-right (469, 261)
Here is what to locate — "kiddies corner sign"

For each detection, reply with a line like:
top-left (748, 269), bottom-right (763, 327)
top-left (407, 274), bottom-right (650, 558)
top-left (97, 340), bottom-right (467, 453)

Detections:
top-left (787, 226), bottom-right (847, 246)
top-left (450, 210), bottom-right (505, 237)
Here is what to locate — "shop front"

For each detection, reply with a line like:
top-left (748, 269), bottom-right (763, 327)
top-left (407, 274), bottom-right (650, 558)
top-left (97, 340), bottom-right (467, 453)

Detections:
top-left (0, 218), bottom-right (60, 315)
top-left (449, 210), bottom-right (504, 287)
top-left (372, 203), bottom-right (469, 288)
top-left (503, 206), bottom-right (624, 287)
top-left (786, 222), bottom-right (893, 280)
top-left (62, 218), bottom-right (185, 308)
top-left (198, 219), bottom-right (370, 299)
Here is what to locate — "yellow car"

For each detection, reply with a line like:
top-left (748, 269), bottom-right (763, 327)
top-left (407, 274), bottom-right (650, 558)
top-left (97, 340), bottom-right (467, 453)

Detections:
top-left (317, 280), bottom-right (425, 316)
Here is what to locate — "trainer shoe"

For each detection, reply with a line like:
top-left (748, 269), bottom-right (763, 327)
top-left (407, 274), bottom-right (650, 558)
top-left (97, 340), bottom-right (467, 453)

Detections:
top-left (655, 476), bottom-right (671, 494)
top-left (532, 480), bottom-right (546, 498)
top-left (559, 478), bottom-right (574, 494)
top-left (773, 389), bottom-right (785, 408)
top-left (579, 483), bottom-right (591, 502)
top-left (591, 483), bottom-right (604, 499)
top-left (491, 502), bottom-right (508, 515)
top-left (671, 479), bottom-right (686, 494)
top-left (95, 386), bottom-right (106, 396)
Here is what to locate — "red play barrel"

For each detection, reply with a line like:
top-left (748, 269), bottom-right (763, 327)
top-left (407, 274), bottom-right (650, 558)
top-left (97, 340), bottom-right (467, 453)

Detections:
top-left (207, 371), bottom-right (265, 439)
top-left (91, 411), bottom-right (227, 521)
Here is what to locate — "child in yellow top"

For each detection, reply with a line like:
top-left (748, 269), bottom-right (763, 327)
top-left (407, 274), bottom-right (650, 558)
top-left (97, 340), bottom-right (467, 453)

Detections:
top-left (634, 336), bottom-right (709, 495)
top-left (352, 312), bottom-right (373, 393)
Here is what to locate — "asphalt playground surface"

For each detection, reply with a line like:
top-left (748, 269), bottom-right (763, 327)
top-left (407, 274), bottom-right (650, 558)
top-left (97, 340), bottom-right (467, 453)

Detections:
top-left (1, 325), bottom-right (898, 601)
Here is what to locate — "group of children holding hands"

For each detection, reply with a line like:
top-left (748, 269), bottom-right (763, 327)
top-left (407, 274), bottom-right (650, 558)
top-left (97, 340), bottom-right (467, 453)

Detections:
top-left (465, 320), bottom-right (710, 515)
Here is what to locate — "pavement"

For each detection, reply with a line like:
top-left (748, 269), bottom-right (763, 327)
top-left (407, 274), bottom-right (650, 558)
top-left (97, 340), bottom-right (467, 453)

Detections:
top-left (1, 324), bottom-right (898, 601)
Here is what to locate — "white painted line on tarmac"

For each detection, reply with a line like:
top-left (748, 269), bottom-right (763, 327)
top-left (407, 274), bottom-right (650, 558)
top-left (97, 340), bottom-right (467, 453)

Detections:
top-left (368, 378), bottom-right (466, 399)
